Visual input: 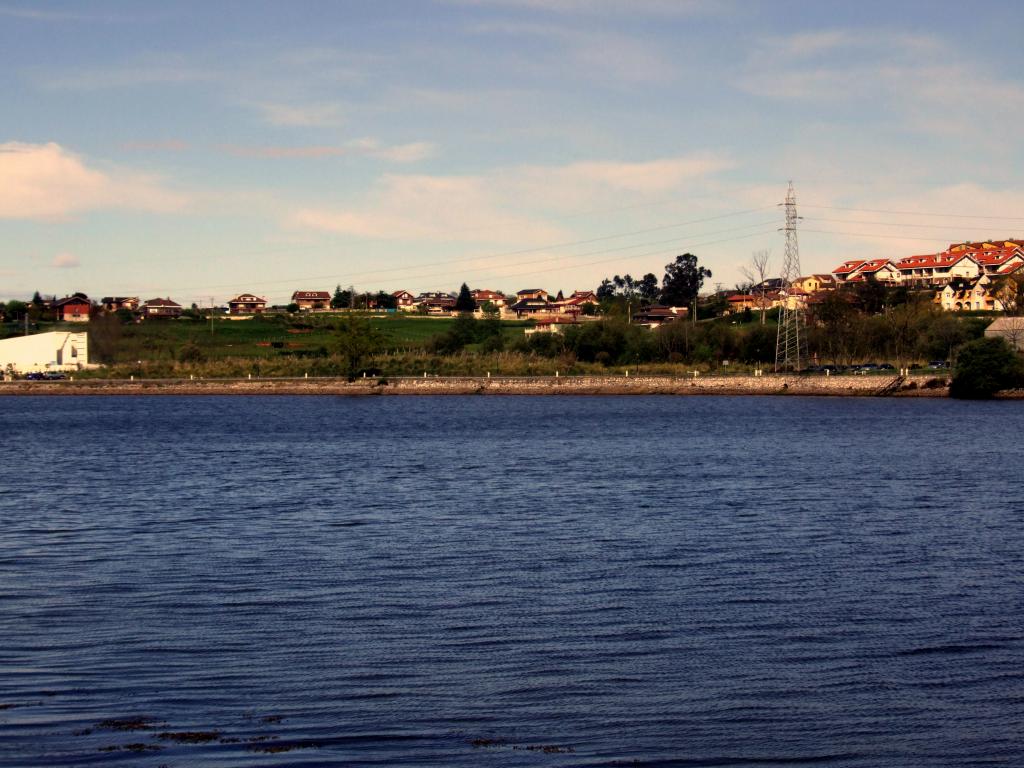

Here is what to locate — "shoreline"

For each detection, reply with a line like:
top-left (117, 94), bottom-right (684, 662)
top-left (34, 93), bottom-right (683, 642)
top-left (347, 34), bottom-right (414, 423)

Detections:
top-left (0, 373), bottom-right (957, 397)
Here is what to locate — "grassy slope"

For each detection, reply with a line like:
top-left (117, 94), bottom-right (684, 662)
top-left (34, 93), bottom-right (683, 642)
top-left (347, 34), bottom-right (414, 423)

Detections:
top-left (2, 314), bottom-right (532, 364)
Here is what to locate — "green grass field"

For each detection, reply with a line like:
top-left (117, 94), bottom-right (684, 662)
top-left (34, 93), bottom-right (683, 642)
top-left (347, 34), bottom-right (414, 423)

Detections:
top-left (2, 313), bottom-right (533, 364)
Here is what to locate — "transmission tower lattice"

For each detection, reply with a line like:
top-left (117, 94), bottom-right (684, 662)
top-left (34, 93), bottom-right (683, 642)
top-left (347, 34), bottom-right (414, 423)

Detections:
top-left (775, 181), bottom-right (806, 371)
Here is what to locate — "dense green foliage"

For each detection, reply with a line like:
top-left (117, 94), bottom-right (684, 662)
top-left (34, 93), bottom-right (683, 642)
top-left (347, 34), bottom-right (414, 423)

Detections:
top-left (950, 337), bottom-right (1024, 399)
top-left (660, 253), bottom-right (711, 307)
top-left (454, 283), bottom-right (477, 313)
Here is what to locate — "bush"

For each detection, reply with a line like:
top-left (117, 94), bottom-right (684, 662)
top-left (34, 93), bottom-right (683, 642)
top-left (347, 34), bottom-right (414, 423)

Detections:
top-left (178, 341), bottom-right (206, 363)
top-left (950, 337), bottom-right (1024, 399)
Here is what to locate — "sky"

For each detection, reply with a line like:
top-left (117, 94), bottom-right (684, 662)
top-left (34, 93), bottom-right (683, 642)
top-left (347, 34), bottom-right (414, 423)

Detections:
top-left (3, 0), bottom-right (1024, 305)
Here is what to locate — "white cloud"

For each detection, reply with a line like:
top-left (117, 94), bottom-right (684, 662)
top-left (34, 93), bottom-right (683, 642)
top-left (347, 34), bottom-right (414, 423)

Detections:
top-left (469, 20), bottom-right (677, 83)
top-left (289, 151), bottom-right (729, 244)
top-left (0, 141), bottom-right (187, 220)
top-left (356, 139), bottom-right (436, 163)
top-left (292, 173), bottom-right (566, 244)
top-left (52, 252), bottom-right (80, 269)
top-left (737, 29), bottom-right (1024, 135)
top-left (219, 139), bottom-right (435, 163)
top-left (249, 101), bottom-right (345, 127)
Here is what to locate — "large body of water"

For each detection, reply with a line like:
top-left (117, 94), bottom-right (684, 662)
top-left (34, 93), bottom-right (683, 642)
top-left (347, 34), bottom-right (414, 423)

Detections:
top-left (1, 395), bottom-right (1022, 767)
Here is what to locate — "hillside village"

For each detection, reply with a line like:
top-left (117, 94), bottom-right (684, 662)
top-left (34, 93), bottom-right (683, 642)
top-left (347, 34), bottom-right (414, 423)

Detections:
top-left (6, 238), bottom-right (1024, 331)
top-left (4, 238), bottom-right (1024, 378)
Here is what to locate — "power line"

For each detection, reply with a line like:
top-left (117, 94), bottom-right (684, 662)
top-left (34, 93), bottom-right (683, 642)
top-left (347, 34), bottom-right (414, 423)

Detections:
top-left (803, 216), bottom-right (1024, 233)
top-left (422, 227), bottom-right (781, 288)
top-left (800, 228), bottom-right (966, 243)
top-left (103, 206), bottom-right (778, 298)
top-left (800, 204), bottom-right (1024, 223)
top-left (282, 219), bottom-right (779, 295)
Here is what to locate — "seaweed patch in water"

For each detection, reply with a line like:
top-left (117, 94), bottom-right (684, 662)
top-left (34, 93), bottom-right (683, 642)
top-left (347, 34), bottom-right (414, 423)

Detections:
top-left (124, 743), bottom-right (163, 752)
top-left (97, 716), bottom-right (159, 731)
top-left (0, 704), bottom-right (18, 710)
top-left (470, 737), bottom-right (574, 753)
top-left (97, 741), bottom-right (165, 753)
top-left (261, 714), bottom-right (284, 723)
top-left (157, 730), bottom-right (222, 744)
top-left (248, 740), bottom-right (322, 754)
top-left (515, 744), bottom-right (576, 754)
top-left (470, 738), bottom-right (509, 748)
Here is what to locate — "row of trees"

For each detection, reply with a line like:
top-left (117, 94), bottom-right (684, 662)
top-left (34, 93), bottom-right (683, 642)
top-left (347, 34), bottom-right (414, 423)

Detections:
top-left (596, 253), bottom-right (712, 309)
top-left (328, 286), bottom-right (398, 311)
top-left (506, 303), bottom-right (988, 368)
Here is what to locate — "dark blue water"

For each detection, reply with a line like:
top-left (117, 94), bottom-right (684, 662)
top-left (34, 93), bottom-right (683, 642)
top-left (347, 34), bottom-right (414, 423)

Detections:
top-left (1, 395), bottom-right (1022, 767)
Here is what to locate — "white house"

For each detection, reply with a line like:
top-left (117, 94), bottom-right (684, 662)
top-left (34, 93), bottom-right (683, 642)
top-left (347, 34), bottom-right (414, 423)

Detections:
top-left (0, 332), bottom-right (89, 374)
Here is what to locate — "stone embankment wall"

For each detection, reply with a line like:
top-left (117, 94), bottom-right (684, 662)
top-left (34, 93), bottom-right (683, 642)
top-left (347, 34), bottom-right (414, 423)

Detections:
top-left (382, 374), bottom-right (947, 396)
top-left (0, 374), bottom-right (951, 397)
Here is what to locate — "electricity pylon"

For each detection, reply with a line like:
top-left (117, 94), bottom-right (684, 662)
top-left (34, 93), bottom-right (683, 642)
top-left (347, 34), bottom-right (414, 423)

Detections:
top-left (775, 181), bottom-right (806, 371)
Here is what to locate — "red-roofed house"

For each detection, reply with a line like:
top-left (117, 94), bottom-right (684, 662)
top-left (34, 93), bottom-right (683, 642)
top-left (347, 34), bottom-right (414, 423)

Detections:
top-left (228, 293), bottom-right (268, 315)
top-left (53, 295), bottom-right (91, 323)
top-left (141, 297), bottom-right (182, 318)
top-left (471, 289), bottom-right (506, 308)
top-left (894, 253), bottom-right (979, 285)
top-left (726, 294), bottom-right (758, 312)
top-left (516, 288), bottom-right (549, 301)
top-left (832, 260), bottom-right (868, 282)
top-left (291, 290), bottom-right (331, 311)
top-left (854, 259), bottom-right (900, 282)
top-left (392, 290), bottom-right (417, 310)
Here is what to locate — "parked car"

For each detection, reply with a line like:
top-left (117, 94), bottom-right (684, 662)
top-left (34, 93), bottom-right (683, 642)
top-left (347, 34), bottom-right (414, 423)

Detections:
top-left (43, 371), bottom-right (67, 380)
top-left (23, 372), bottom-right (44, 380)
top-left (928, 360), bottom-right (950, 369)
top-left (879, 363), bottom-right (895, 370)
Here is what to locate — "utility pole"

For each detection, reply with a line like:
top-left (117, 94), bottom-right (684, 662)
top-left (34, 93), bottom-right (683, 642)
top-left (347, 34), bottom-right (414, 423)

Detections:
top-left (775, 181), bottom-right (806, 372)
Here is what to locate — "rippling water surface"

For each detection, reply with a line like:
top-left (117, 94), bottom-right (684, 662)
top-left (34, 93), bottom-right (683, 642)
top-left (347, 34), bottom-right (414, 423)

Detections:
top-left (1, 395), bottom-right (1022, 767)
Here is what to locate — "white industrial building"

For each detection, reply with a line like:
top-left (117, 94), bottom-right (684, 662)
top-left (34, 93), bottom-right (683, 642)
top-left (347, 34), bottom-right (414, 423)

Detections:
top-left (0, 332), bottom-right (89, 374)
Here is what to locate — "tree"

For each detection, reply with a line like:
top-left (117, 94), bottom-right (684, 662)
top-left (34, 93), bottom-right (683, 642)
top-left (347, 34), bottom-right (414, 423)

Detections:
top-left (884, 297), bottom-right (930, 369)
top-left (596, 279), bottom-right (616, 301)
top-left (433, 313), bottom-right (479, 354)
top-left (637, 273), bottom-right (660, 304)
top-left (178, 341), bottom-right (206, 363)
top-left (809, 291), bottom-right (859, 365)
top-left (88, 313), bottom-right (122, 364)
top-left (950, 337), bottom-right (1024, 399)
top-left (854, 275), bottom-right (887, 314)
top-left (5, 300), bottom-right (27, 321)
top-left (331, 284), bottom-right (352, 309)
top-left (335, 314), bottom-right (385, 379)
top-left (373, 291), bottom-right (398, 310)
top-left (454, 283), bottom-right (477, 313)
top-left (992, 275), bottom-right (1024, 315)
top-left (740, 249), bottom-right (772, 324)
top-left (660, 253), bottom-right (711, 308)
top-left (286, 302), bottom-right (300, 313)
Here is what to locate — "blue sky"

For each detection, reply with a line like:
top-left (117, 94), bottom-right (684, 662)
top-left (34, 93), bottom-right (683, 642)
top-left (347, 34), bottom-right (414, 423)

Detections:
top-left (3, 0), bottom-right (1024, 305)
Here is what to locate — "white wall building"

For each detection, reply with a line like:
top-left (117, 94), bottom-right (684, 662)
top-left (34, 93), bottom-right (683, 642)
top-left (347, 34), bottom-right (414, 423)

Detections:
top-left (0, 332), bottom-right (89, 374)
